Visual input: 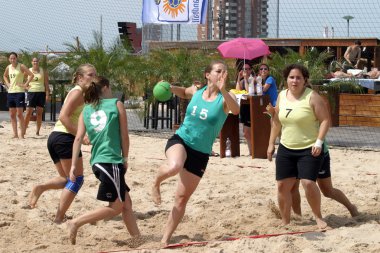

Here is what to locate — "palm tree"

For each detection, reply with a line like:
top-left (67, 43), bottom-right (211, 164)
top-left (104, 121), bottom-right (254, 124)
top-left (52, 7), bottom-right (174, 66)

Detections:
top-left (62, 31), bottom-right (142, 99)
top-left (266, 48), bottom-right (333, 89)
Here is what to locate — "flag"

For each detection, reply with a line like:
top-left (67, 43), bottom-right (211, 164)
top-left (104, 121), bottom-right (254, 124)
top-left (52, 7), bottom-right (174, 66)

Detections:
top-left (142, 0), bottom-right (208, 24)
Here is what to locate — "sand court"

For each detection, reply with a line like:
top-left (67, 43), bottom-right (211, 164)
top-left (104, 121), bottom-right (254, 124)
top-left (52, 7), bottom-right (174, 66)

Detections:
top-left (0, 121), bottom-right (379, 252)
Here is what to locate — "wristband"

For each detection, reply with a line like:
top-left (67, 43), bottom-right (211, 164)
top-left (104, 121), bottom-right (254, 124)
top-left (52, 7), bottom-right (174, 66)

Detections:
top-left (314, 139), bottom-right (323, 148)
top-left (123, 157), bottom-right (128, 162)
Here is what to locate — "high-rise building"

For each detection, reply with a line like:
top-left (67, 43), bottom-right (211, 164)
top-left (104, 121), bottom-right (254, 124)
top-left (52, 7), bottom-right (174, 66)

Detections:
top-left (197, 0), bottom-right (268, 40)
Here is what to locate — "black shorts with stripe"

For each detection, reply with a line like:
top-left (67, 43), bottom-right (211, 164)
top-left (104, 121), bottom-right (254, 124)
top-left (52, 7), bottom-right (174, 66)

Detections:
top-left (92, 163), bottom-right (130, 202)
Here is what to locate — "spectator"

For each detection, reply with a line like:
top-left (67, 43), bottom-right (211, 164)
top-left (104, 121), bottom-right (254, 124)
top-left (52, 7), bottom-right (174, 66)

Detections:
top-left (344, 40), bottom-right (362, 69)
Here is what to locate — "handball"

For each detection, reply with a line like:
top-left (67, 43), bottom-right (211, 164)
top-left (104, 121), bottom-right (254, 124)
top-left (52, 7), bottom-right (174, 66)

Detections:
top-left (153, 81), bottom-right (172, 102)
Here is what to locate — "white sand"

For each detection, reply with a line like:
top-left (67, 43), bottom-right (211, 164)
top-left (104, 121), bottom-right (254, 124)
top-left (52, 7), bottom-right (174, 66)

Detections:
top-left (0, 121), bottom-right (379, 253)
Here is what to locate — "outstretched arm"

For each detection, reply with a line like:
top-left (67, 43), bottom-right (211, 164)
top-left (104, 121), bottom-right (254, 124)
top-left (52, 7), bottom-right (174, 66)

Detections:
top-left (170, 83), bottom-right (197, 99)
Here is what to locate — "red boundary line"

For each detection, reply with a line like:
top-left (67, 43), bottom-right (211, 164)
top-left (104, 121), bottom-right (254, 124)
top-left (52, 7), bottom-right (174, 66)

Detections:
top-left (165, 230), bottom-right (312, 249)
top-left (100, 230), bottom-right (313, 252)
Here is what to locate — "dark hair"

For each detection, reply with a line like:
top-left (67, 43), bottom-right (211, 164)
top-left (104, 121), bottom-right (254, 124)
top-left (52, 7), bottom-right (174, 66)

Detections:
top-left (204, 60), bottom-right (226, 80)
top-left (259, 63), bottom-right (270, 71)
top-left (283, 64), bottom-right (310, 81)
top-left (9, 52), bottom-right (18, 58)
top-left (84, 76), bottom-right (110, 106)
top-left (354, 40), bottom-right (362, 46)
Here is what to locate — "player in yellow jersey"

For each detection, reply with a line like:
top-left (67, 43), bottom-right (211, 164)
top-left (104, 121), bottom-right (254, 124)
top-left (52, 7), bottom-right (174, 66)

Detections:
top-left (3, 52), bottom-right (34, 138)
top-left (29, 64), bottom-right (96, 224)
top-left (24, 57), bottom-right (50, 136)
top-left (267, 64), bottom-right (330, 230)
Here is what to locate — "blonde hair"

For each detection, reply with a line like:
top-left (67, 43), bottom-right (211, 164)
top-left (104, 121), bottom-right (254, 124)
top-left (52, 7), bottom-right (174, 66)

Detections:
top-left (71, 63), bottom-right (96, 84)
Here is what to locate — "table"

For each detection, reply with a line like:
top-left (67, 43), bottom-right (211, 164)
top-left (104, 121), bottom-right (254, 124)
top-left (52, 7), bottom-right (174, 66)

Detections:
top-left (220, 95), bottom-right (271, 159)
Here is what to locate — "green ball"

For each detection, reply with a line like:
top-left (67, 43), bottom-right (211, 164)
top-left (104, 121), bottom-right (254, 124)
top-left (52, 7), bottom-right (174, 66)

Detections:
top-left (153, 81), bottom-right (172, 102)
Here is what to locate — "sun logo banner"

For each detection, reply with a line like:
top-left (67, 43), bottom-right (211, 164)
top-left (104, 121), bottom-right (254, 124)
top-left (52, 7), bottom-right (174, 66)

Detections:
top-left (142, 0), bottom-right (208, 24)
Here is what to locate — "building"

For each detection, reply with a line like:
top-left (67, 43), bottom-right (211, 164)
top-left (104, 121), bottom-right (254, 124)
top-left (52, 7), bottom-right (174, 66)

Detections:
top-left (197, 0), bottom-right (268, 40)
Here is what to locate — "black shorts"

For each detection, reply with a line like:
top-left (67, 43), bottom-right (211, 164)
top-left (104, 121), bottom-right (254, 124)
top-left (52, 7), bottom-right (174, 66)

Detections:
top-left (165, 134), bottom-right (209, 178)
top-left (92, 163), bottom-right (130, 202)
top-left (47, 131), bottom-right (82, 164)
top-left (318, 152), bottom-right (331, 179)
top-left (239, 104), bottom-right (251, 127)
top-left (275, 144), bottom-right (323, 181)
top-left (27, 92), bottom-right (46, 108)
top-left (7, 93), bottom-right (25, 108)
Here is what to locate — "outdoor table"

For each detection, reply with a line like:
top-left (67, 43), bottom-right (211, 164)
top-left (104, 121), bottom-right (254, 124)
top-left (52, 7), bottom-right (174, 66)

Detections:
top-left (220, 95), bottom-right (271, 159)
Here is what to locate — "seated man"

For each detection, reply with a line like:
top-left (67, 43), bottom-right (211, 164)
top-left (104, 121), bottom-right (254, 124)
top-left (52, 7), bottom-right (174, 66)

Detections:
top-left (344, 40), bottom-right (362, 69)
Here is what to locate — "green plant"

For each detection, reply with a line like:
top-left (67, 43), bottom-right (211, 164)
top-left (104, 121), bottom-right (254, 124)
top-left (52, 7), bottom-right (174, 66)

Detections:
top-left (266, 48), bottom-right (333, 90)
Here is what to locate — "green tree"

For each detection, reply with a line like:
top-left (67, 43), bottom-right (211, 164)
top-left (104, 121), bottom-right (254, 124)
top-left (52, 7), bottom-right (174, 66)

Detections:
top-left (266, 48), bottom-right (333, 89)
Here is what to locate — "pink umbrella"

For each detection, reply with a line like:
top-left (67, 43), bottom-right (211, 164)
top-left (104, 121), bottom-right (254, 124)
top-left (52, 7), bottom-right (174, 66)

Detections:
top-left (217, 37), bottom-right (270, 61)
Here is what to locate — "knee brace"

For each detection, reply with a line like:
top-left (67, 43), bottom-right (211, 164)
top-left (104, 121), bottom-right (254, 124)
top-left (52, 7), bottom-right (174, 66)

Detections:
top-left (65, 175), bottom-right (84, 194)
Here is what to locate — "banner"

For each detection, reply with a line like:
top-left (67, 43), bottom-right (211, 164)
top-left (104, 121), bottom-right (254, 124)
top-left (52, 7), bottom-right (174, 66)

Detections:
top-left (142, 0), bottom-right (208, 24)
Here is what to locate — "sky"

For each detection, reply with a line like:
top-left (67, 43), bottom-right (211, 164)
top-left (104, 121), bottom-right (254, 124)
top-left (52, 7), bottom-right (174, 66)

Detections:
top-left (1, 0), bottom-right (380, 52)
top-left (1, 0), bottom-right (143, 52)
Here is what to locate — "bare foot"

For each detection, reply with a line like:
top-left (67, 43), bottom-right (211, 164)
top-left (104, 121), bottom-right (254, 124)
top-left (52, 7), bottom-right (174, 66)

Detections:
top-left (29, 185), bottom-right (43, 208)
top-left (53, 216), bottom-right (68, 224)
top-left (160, 241), bottom-right (169, 248)
top-left (67, 221), bottom-right (78, 245)
top-left (126, 235), bottom-right (145, 248)
top-left (151, 185), bottom-right (161, 205)
top-left (316, 218), bottom-right (331, 231)
top-left (36, 131), bottom-right (40, 136)
top-left (349, 204), bottom-right (359, 217)
top-left (12, 135), bottom-right (18, 139)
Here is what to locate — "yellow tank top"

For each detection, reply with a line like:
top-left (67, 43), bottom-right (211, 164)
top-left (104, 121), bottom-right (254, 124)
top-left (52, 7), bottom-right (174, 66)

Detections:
top-left (278, 87), bottom-right (319, 149)
top-left (53, 85), bottom-right (84, 134)
top-left (8, 64), bottom-right (25, 93)
top-left (28, 67), bottom-right (45, 92)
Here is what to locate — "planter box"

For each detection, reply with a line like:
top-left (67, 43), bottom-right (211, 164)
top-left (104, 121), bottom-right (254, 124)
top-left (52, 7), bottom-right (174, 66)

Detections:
top-left (339, 94), bottom-right (380, 127)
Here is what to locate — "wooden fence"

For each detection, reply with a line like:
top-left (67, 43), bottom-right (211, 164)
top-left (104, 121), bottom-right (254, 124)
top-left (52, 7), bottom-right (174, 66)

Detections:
top-left (339, 94), bottom-right (380, 127)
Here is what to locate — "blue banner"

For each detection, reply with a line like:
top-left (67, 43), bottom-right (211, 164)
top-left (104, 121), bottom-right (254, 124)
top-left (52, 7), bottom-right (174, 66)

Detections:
top-left (142, 0), bottom-right (208, 24)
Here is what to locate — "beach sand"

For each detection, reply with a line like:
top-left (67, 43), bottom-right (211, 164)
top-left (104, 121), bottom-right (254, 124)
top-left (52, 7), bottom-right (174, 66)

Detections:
top-left (0, 121), bottom-right (379, 253)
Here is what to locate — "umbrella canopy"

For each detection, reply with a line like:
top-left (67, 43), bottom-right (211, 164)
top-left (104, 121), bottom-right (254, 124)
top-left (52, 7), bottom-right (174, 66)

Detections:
top-left (217, 38), bottom-right (270, 60)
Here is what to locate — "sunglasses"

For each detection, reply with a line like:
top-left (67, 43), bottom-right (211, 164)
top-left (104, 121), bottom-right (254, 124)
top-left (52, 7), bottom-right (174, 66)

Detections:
top-left (260, 67), bottom-right (268, 71)
top-left (243, 68), bottom-right (251, 70)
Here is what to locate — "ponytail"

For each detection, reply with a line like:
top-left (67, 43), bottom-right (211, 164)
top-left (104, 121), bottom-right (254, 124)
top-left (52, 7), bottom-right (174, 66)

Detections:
top-left (83, 76), bottom-right (110, 106)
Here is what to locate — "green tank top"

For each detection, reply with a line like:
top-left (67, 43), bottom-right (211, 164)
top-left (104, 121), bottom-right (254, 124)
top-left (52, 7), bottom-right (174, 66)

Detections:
top-left (53, 85), bottom-right (84, 133)
top-left (176, 86), bottom-right (227, 154)
top-left (28, 68), bottom-right (45, 92)
top-left (278, 87), bottom-right (319, 149)
top-left (8, 64), bottom-right (25, 93)
top-left (83, 98), bottom-right (123, 165)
